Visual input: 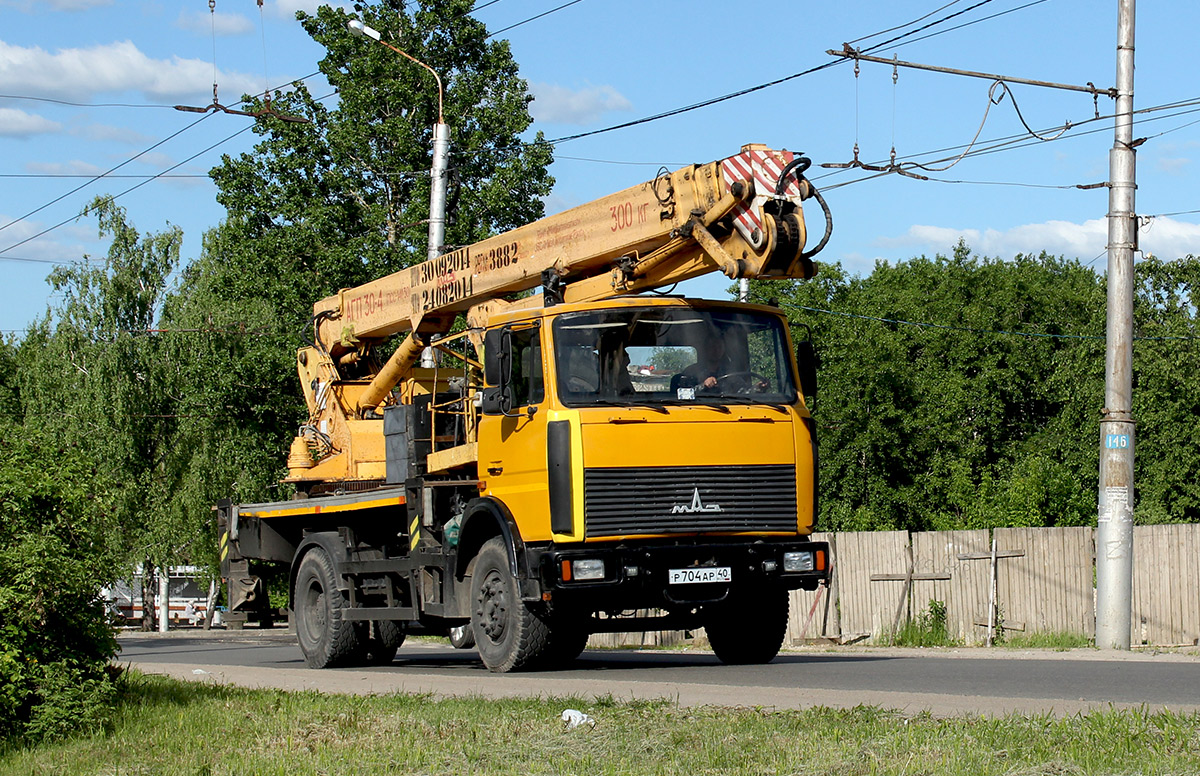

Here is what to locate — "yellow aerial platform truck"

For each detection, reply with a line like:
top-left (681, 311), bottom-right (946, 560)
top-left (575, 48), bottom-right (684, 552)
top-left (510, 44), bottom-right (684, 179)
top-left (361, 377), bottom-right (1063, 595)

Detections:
top-left (217, 144), bottom-right (832, 672)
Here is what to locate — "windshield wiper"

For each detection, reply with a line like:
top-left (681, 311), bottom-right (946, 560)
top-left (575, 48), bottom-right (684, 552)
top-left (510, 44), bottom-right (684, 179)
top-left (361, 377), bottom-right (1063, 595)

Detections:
top-left (713, 396), bottom-right (790, 414)
top-left (588, 398), bottom-right (669, 414)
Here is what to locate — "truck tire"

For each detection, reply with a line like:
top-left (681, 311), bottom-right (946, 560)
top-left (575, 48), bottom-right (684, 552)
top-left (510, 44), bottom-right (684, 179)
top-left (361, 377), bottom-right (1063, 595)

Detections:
top-left (294, 548), bottom-right (363, 668)
top-left (448, 624), bottom-right (476, 649)
top-left (363, 620), bottom-right (405, 665)
top-left (704, 586), bottom-right (789, 665)
top-left (470, 537), bottom-right (551, 672)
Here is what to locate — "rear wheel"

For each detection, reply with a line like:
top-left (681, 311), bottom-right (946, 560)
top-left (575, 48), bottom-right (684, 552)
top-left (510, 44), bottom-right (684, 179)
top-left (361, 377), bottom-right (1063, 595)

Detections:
top-left (294, 548), bottom-right (363, 668)
top-left (470, 538), bottom-right (551, 672)
top-left (363, 620), bottom-right (405, 665)
top-left (448, 624), bottom-right (476, 650)
top-left (704, 587), bottom-right (789, 665)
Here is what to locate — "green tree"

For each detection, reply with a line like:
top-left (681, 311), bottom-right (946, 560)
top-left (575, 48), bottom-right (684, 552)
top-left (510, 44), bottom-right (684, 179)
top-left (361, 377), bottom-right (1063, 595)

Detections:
top-left (17, 197), bottom-right (184, 590)
top-left (0, 337), bottom-right (17, 423)
top-left (1131, 254), bottom-right (1200, 524)
top-left (162, 0), bottom-right (555, 520)
top-left (207, 0), bottom-right (553, 294)
top-left (762, 243), bottom-right (1105, 532)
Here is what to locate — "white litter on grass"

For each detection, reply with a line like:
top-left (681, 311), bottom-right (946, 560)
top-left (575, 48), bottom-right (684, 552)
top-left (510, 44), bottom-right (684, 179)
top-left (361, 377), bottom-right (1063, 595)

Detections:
top-left (192, 669), bottom-right (209, 675)
top-left (561, 709), bottom-right (595, 730)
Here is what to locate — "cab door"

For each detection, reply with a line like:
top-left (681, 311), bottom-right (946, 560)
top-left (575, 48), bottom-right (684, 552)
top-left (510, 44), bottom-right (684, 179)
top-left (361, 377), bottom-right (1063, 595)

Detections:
top-left (477, 324), bottom-right (553, 541)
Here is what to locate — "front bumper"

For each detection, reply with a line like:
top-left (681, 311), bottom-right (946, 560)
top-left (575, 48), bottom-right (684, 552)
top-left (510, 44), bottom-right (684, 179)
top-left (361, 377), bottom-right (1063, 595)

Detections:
top-left (528, 538), bottom-right (829, 611)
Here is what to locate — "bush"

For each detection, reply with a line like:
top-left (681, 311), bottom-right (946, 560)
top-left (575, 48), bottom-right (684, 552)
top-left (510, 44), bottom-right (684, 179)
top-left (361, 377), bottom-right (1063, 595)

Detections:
top-left (0, 426), bottom-right (120, 743)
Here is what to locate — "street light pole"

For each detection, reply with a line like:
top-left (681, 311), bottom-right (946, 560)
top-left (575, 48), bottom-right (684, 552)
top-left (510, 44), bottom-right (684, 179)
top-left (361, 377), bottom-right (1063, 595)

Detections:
top-left (348, 19), bottom-right (449, 367)
top-left (1096, 0), bottom-right (1136, 651)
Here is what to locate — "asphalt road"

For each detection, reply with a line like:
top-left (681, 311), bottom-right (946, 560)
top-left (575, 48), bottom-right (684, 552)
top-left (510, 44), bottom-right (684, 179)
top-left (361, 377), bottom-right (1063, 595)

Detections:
top-left (118, 630), bottom-right (1200, 717)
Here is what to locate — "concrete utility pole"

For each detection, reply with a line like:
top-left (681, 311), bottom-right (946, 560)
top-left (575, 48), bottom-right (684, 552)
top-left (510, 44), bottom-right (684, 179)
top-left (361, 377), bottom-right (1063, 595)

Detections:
top-left (1096, 0), bottom-right (1137, 650)
top-left (348, 18), bottom-right (448, 368)
top-left (421, 122), bottom-right (450, 368)
top-left (427, 122), bottom-right (450, 264)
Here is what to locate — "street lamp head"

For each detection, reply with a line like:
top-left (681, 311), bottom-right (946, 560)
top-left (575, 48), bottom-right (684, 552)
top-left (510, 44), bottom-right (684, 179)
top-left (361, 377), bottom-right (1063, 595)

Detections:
top-left (347, 19), bottom-right (381, 41)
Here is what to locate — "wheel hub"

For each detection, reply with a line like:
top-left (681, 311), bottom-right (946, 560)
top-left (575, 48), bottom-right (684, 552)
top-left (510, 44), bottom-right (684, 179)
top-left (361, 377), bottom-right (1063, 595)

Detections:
top-left (302, 581), bottom-right (326, 641)
top-left (476, 570), bottom-right (509, 641)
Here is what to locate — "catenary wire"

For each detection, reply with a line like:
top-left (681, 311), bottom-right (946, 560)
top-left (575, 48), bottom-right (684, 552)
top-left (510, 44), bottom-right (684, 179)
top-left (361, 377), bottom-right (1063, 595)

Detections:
top-left (846, 0), bottom-right (967, 45)
top-left (487, 0), bottom-right (585, 38)
top-left (0, 113), bottom-right (213, 235)
top-left (0, 89), bottom-right (339, 259)
top-left (784, 303), bottom-right (1200, 341)
top-left (544, 0), bottom-right (1045, 146)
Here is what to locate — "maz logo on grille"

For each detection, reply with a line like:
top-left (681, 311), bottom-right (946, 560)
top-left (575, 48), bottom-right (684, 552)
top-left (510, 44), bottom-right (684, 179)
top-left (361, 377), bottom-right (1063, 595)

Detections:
top-left (671, 488), bottom-right (723, 515)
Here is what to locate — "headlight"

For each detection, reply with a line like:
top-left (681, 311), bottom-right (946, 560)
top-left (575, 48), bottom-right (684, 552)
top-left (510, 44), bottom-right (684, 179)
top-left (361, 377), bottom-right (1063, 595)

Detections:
top-left (783, 551), bottom-right (814, 573)
top-left (568, 559), bottom-right (605, 581)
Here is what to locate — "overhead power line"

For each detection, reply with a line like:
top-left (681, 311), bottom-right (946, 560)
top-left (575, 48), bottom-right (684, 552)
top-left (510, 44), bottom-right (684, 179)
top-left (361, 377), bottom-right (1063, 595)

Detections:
top-left (545, 0), bottom-right (1043, 145)
top-left (0, 174), bottom-right (210, 179)
top-left (785, 303), bottom-right (1200, 342)
top-left (0, 124), bottom-right (251, 257)
top-left (487, 0), bottom-right (585, 38)
top-left (0, 113), bottom-right (213, 235)
top-left (813, 97), bottom-right (1200, 192)
top-left (0, 90), bottom-right (337, 259)
top-left (0, 254), bottom-right (103, 266)
top-left (0, 70), bottom-right (323, 249)
top-left (0, 93), bottom-right (177, 109)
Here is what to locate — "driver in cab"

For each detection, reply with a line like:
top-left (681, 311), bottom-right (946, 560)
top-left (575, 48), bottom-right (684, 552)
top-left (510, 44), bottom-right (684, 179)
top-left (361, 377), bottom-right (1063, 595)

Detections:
top-left (673, 334), bottom-right (731, 393)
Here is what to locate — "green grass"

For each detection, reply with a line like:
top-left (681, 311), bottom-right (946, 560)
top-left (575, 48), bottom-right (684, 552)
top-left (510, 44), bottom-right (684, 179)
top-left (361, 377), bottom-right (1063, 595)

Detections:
top-left (886, 600), bottom-right (960, 648)
top-left (1002, 632), bottom-right (1095, 651)
top-left (2, 672), bottom-right (1199, 775)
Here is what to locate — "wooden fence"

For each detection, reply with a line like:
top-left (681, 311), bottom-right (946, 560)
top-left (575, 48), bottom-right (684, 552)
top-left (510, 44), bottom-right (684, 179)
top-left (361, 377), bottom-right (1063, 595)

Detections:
top-left (593, 523), bottom-right (1200, 649)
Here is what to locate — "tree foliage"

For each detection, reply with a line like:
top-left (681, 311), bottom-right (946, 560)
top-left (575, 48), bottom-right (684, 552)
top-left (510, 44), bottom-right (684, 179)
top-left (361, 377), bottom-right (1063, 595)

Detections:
top-left (765, 242), bottom-right (1200, 532)
top-left (18, 197), bottom-right (182, 567)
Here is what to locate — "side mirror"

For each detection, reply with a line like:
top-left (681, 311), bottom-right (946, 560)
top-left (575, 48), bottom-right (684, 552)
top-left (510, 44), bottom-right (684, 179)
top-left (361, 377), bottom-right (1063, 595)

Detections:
top-left (481, 387), bottom-right (503, 414)
top-left (483, 328), bottom-right (503, 385)
top-left (481, 328), bottom-right (514, 416)
top-left (796, 340), bottom-right (818, 399)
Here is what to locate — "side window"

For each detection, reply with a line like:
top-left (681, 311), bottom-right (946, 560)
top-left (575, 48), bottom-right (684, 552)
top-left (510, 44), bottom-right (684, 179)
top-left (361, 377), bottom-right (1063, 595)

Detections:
top-left (509, 327), bottom-right (544, 407)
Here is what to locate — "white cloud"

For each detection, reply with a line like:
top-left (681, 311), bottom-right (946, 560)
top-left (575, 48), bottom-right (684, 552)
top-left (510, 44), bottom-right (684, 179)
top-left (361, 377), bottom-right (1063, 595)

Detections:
top-left (70, 123), bottom-right (153, 145)
top-left (875, 216), bottom-right (1200, 263)
top-left (528, 83), bottom-right (632, 125)
top-left (131, 151), bottom-right (175, 169)
top-left (1139, 216), bottom-right (1200, 260)
top-left (0, 40), bottom-right (260, 103)
top-left (876, 219), bottom-right (1108, 260)
top-left (0, 0), bottom-right (111, 10)
top-left (25, 160), bottom-right (107, 176)
top-left (0, 108), bottom-right (62, 137)
top-left (175, 9), bottom-right (255, 36)
top-left (0, 213), bottom-right (95, 263)
top-left (1156, 157), bottom-right (1191, 175)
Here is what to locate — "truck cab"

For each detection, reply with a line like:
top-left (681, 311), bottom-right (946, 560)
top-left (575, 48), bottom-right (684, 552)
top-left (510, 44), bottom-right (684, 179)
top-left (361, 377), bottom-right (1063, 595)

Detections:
top-left (461, 297), bottom-right (826, 669)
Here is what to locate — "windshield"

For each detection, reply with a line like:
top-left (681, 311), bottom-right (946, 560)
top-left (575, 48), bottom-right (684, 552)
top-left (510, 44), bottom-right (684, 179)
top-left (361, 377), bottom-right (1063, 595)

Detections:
top-left (552, 306), bottom-right (797, 407)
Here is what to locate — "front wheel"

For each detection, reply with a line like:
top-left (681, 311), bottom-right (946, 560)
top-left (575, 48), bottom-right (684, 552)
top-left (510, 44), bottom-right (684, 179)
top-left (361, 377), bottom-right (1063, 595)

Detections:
top-left (294, 548), bottom-right (363, 668)
top-left (704, 587), bottom-right (789, 665)
top-left (470, 537), bottom-right (551, 672)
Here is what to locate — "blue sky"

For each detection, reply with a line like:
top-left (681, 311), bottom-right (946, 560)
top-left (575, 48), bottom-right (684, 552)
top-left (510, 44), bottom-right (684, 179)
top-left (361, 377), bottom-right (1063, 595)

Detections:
top-left (2, 0), bottom-right (1198, 333)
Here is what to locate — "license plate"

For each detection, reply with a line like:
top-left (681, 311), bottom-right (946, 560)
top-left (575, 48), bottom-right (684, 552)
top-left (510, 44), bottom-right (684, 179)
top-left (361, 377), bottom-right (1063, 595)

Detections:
top-left (669, 566), bottom-right (732, 585)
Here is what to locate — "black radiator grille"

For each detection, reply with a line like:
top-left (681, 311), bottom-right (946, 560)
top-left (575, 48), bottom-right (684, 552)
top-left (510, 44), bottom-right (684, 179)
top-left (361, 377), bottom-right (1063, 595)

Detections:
top-left (583, 464), bottom-right (797, 538)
